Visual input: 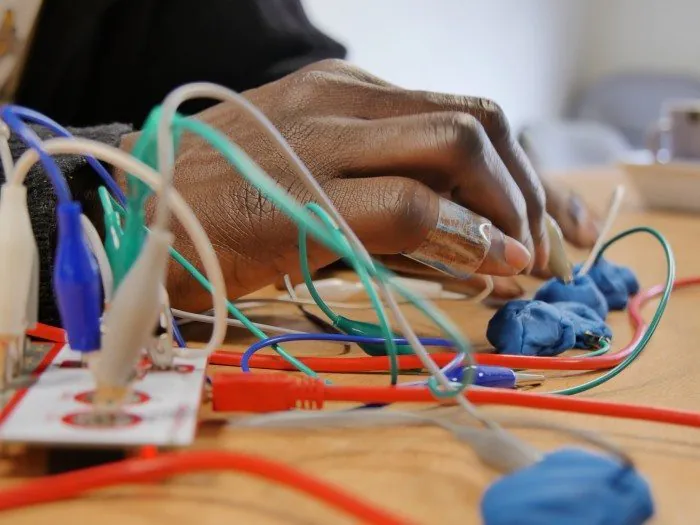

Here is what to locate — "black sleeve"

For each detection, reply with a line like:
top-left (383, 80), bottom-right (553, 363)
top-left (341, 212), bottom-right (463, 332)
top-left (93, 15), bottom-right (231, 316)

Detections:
top-left (16, 0), bottom-right (347, 128)
top-left (0, 123), bottom-right (132, 325)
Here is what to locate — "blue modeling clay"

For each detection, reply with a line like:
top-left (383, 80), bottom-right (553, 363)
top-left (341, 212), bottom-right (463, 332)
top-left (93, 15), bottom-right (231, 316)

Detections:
top-left (534, 274), bottom-right (609, 319)
top-left (487, 300), bottom-right (574, 356)
top-left (557, 301), bottom-right (612, 348)
top-left (481, 448), bottom-right (654, 525)
top-left (574, 258), bottom-right (640, 310)
top-left (487, 300), bottom-right (610, 356)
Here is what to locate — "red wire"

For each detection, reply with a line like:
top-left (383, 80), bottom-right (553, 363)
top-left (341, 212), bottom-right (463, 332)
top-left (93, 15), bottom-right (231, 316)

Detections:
top-left (210, 277), bottom-right (700, 372)
top-left (322, 384), bottom-right (700, 428)
top-left (0, 450), bottom-right (413, 524)
top-left (8, 279), bottom-right (695, 519)
top-left (27, 323), bottom-right (66, 343)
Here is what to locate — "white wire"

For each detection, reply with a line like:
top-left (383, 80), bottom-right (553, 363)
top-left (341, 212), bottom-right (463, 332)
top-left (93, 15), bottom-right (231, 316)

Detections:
top-left (79, 214), bottom-right (114, 304)
top-left (171, 308), bottom-right (306, 335)
top-left (232, 408), bottom-right (630, 466)
top-left (0, 121), bottom-right (13, 178)
top-left (10, 138), bottom-right (228, 356)
top-left (156, 85), bottom-right (529, 454)
top-left (470, 275), bottom-right (494, 304)
top-left (579, 185), bottom-right (625, 275)
top-left (234, 297), bottom-right (377, 311)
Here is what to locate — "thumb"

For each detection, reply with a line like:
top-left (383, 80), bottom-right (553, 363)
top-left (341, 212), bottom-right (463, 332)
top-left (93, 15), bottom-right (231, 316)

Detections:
top-left (325, 176), bottom-right (531, 276)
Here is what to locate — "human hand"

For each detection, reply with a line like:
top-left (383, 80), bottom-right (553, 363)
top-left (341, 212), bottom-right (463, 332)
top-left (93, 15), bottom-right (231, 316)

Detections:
top-left (122, 60), bottom-right (552, 311)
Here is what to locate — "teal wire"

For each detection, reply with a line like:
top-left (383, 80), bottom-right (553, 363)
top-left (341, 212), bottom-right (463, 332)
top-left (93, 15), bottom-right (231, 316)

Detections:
top-left (104, 193), bottom-right (318, 378)
top-left (549, 226), bottom-right (675, 395)
top-left (299, 203), bottom-right (400, 385)
top-left (581, 340), bottom-right (611, 358)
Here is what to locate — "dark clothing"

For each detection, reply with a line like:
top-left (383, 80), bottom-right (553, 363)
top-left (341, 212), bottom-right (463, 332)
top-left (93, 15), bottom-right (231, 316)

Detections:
top-left (16, 0), bottom-right (346, 127)
top-left (1, 0), bottom-right (345, 323)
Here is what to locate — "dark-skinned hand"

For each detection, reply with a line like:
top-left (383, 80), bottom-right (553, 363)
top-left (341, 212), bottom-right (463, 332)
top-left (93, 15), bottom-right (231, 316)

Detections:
top-left (120, 59), bottom-right (600, 310)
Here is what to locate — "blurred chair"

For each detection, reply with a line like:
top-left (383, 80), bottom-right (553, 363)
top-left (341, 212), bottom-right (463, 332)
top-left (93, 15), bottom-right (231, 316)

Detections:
top-left (519, 120), bottom-right (631, 173)
top-left (572, 73), bottom-right (700, 148)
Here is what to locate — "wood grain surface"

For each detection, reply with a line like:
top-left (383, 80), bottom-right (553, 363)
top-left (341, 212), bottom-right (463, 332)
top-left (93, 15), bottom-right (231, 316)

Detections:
top-left (2, 168), bottom-right (699, 524)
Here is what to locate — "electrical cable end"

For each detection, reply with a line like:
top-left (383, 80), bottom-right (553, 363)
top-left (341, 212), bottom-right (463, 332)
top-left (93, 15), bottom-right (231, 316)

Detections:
top-left (514, 372), bottom-right (545, 387)
top-left (211, 373), bottom-right (325, 413)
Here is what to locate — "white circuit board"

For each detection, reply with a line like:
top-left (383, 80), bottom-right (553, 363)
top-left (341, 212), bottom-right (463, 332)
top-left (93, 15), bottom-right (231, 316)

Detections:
top-left (0, 344), bottom-right (207, 447)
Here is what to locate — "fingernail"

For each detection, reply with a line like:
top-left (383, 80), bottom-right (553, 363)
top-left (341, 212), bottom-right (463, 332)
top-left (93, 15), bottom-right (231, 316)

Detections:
top-left (569, 194), bottom-right (600, 247)
top-left (578, 220), bottom-right (601, 246)
top-left (568, 194), bottom-right (587, 225)
top-left (503, 237), bottom-right (531, 272)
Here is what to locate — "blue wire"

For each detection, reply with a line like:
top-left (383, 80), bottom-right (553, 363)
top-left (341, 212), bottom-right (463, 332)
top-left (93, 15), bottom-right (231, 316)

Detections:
top-left (1, 106), bottom-right (72, 204)
top-left (5, 105), bottom-right (127, 205)
top-left (240, 333), bottom-right (463, 373)
top-left (171, 317), bottom-right (186, 349)
top-left (3, 105), bottom-right (186, 348)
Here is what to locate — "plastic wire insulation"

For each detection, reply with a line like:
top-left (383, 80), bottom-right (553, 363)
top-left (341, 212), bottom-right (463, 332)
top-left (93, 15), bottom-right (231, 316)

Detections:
top-left (325, 383), bottom-right (700, 428)
top-left (11, 138), bottom-right (227, 356)
top-left (213, 275), bottom-right (696, 375)
top-left (300, 202), bottom-right (401, 384)
top-left (104, 192), bottom-right (315, 375)
top-left (172, 308), bottom-right (307, 335)
top-left (99, 188), bottom-right (186, 347)
top-left (547, 226), bottom-right (674, 395)
top-left (3, 105), bottom-right (126, 203)
top-left (579, 185), bottom-right (625, 275)
top-left (211, 371), bottom-right (700, 429)
top-left (1, 106), bottom-right (71, 203)
top-left (238, 334), bottom-right (458, 373)
top-left (0, 122), bottom-right (13, 176)
top-left (234, 409), bottom-right (630, 465)
top-left (79, 214), bottom-right (114, 303)
top-left (0, 451), bottom-right (413, 524)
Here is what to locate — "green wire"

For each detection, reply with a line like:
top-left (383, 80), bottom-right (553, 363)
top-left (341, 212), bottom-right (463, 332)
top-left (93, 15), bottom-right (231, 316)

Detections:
top-left (581, 340), bottom-right (611, 358)
top-left (97, 186), bottom-right (123, 268)
top-left (299, 203), bottom-right (401, 384)
top-left (548, 226), bottom-right (675, 395)
top-left (104, 194), bottom-right (318, 378)
top-left (298, 219), bottom-right (339, 324)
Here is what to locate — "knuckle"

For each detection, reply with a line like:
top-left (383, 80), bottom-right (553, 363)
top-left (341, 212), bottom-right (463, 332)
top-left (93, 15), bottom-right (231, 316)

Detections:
top-left (384, 181), bottom-right (434, 242)
top-left (475, 98), bottom-right (511, 141)
top-left (436, 113), bottom-right (488, 165)
top-left (310, 58), bottom-right (349, 73)
top-left (295, 69), bottom-right (335, 88)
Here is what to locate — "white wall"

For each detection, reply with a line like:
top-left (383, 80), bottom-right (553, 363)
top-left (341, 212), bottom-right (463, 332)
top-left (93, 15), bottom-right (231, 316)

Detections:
top-left (303, 0), bottom-right (587, 132)
top-left (580, 0), bottom-right (700, 87)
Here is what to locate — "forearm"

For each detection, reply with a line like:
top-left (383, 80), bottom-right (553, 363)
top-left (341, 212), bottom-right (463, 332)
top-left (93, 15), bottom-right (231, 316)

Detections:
top-left (0, 123), bottom-right (132, 325)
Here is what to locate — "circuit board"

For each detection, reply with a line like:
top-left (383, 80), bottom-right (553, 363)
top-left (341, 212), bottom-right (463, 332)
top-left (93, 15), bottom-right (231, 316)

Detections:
top-left (0, 343), bottom-right (207, 447)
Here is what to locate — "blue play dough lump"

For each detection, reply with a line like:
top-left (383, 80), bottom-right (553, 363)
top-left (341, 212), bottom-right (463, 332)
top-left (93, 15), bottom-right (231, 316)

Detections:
top-left (574, 258), bottom-right (640, 310)
top-left (487, 300), bottom-right (610, 356)
top-left (557, 301), bottom-right (612, 347)
top-left (481, 448), bottom-right (654, 525)
top-left (534, 274), bottom-right (609, 319)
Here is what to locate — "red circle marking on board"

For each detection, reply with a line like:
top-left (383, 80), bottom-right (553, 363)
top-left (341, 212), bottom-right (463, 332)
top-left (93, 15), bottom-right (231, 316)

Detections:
top-left (61, 411), bottom-right (142, 429)
top-left (74, 390), bottom-right (150, 406)
top-left (144, 363), bottom-right (195, 374)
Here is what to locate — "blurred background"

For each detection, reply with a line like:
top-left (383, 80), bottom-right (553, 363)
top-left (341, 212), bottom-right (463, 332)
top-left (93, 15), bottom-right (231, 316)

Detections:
top-left (303, 0), bottom-right (700, 174)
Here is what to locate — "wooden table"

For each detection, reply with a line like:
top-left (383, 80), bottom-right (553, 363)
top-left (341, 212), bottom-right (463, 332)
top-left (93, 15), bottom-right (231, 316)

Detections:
top-left (3, 168), bottom-right (700, 524)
